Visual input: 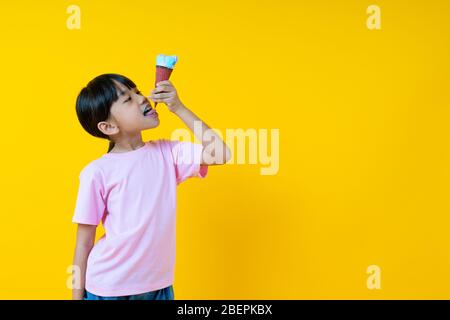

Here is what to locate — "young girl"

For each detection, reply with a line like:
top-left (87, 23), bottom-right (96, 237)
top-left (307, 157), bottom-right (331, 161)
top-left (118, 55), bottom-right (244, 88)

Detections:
top-left (72, 73), bottom-right (231, 300)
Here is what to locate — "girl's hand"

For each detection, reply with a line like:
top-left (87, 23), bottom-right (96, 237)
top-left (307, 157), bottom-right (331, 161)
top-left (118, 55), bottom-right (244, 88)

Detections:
top-left (148, 80), bottom-right (184, 113)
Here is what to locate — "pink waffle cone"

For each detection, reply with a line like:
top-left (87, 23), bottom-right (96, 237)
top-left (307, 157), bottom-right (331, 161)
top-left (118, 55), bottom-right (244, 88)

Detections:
top-left (154, 66), bottom-right (173, 108)
top-left (155, 66), bottom-right (173, 85)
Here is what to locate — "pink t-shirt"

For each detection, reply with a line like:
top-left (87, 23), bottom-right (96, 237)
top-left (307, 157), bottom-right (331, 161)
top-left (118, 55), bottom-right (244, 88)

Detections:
top-left (72, 139), bottom-right (208, 297)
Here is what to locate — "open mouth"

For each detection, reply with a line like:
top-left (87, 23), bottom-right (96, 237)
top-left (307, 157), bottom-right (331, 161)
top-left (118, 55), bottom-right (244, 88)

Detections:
top-left (142, 104), bottom-right (157, 117)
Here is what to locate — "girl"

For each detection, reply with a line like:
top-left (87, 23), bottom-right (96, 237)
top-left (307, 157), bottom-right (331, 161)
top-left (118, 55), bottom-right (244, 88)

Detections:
top-left (72, 73), bottom-right (231, 300)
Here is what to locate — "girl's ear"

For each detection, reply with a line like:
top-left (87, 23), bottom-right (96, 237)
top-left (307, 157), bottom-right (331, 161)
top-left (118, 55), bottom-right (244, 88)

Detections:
top-left (98, 121), bottom-right (119, 137)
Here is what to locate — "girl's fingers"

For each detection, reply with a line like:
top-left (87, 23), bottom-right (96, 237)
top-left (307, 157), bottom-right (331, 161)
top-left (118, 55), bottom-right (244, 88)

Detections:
top-left (151, 86), bottom-right (172, 94)
top-left (151, 92), bottom-right (174, 99)
top-left (150, 97), bottom-right (173, 103)
top-left (149, 81), bottom-right (176, 101)
top-left (156, 80), bottom-right (172, 87)
top-left (150, 95), bottom-right (166, 101)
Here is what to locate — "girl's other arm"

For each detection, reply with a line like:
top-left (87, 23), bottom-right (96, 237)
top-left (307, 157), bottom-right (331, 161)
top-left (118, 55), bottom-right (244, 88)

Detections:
top-left (72, 224), bottom-right (96, 300)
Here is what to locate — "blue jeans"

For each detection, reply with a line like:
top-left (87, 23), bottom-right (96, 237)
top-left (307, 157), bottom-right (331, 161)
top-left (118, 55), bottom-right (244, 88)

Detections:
top-left (84, 285), bottom-right (174, 300)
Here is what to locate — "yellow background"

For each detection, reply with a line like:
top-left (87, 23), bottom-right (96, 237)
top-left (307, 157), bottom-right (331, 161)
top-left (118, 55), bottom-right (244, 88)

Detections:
top-left (0, 0), bottom-right (449, 299)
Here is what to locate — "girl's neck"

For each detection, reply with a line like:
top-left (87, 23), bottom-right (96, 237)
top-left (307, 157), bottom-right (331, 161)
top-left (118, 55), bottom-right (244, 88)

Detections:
top-left (109, 134), bottom-right (145, 153)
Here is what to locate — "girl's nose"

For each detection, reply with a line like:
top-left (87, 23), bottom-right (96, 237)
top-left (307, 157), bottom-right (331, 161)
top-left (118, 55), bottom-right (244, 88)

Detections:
top-left (139, 95), bottom-right (147, 104)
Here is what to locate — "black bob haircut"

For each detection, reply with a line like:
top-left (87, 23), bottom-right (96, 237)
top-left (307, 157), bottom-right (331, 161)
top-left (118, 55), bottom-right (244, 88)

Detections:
top-left (75, 73), bottom-right (137, 152)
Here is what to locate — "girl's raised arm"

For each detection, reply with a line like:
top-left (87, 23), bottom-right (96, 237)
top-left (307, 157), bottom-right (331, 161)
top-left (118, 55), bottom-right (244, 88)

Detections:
top-left (149, 80), bottom-right (232, 165)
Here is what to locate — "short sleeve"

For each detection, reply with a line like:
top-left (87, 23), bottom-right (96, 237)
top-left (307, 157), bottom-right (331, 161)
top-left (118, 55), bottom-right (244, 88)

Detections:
top-left (166, 140), bottom-right (208, 185)
top-left (72, 163), bottom-right (106, 225)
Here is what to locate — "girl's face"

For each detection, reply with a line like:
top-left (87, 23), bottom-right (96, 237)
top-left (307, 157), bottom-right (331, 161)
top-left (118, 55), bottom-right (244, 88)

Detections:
top-left (108, 81), bottom-right (160, 134)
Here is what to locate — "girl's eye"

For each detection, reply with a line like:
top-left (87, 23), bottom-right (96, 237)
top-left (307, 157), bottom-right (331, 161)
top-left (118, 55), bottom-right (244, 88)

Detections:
top-left (136, 91), bottom-right (142, 95)
top-left (125, 96), bottom-right (131, 102)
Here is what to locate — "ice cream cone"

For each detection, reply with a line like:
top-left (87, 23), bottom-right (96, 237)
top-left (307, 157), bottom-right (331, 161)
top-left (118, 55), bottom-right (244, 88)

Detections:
top-left (154, 54), bottom-right (178, 108)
